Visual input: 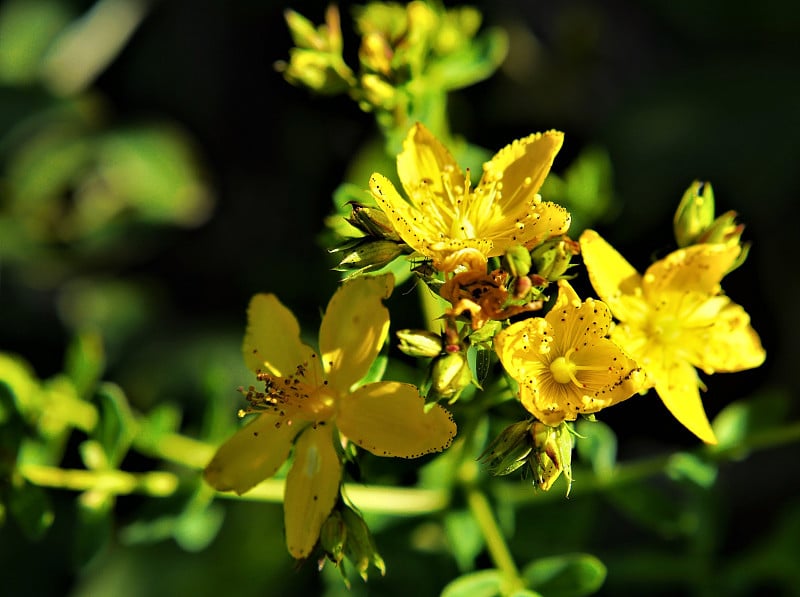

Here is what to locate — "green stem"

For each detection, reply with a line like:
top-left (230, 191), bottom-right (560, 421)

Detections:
top-left (19, 464), bottom-right (178, 497)
top-left (466, 486), bottom-right (523, 591)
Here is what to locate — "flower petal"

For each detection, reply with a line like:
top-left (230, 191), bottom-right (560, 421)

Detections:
top-left (243, 293), bottom-right (321, 378)
top-left (494, 317), bottom-right (552, 386)
top-left (204, 414), bottom-right (300, 495)
top-left (479, 130), bottom-right (563, 210)
top-left (370, 172), bottom-right (429, 255)
top-left (337, 382), bottom-right (456, 457)
top-left (319, 273), bottom-right (394, 391)
top-left (284, 424), bottom-right (342, 559)
top-left (579, 229), bottom-right (643, 322)
top-left (642, 243), bottom-right (740, 298)
top-left (694, 301), bottom-right (766, 374)
top-left (649, 354), bottom-right (717, 444)
top-left (397, 122), bottom-right (464, 203)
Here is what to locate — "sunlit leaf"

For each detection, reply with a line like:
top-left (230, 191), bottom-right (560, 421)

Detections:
top-left (7, 479), bottom-right (54, 540)
top-left (444, 509), bottom-right (484, 572)
top-left (522, 553), bottom-right (606, 597)
top-left (665, 452), bottom-right (717, 489)
top-left (440, 569), bottom-right (506, 597)
top-left (574, 418), bottom-right (616, 478)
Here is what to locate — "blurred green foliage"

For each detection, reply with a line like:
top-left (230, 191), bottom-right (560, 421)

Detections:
top-left (1, 0), bottom-right (798, 596)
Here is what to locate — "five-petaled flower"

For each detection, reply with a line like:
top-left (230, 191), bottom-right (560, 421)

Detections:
top-left (579, 229), bottom-right (766, 444)
top-left (494, 279), bottom-right (645, 425)
top-left (369, 122), bottom-right (571, 273)
top-left (204, 274), bottom-right (456, 558)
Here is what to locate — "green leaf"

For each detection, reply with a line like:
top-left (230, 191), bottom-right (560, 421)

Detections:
top-left (522, 553), bottom-right (606, 597)
top-left (574, 418), bottom-right (616, 478)
top-left (0, 0), bottom-right (72, 85)
top-left (7, 479), bottom-right (54, 540)
top-left (74, 490), bottom-right (113, 567)
top-left (173, 502), bottom-right (226, 552)
top-left (92, 382), bottom-right (136, 467)
top-left (443, 509), bottom-right (485, 572)
top-left (606, 483), bottom-right (698, 538)
top-left (467, 345), bottom-right (491, 388)
top-left (95, 125), bottom-right (212, 227)
top-left (712, 388), bottom-right (791, 452)
top-left (64, 330), bottom-right (105, 400)
top-left (426, 28), bottom-right (509, 92)
top-left (440, 569), bottom-right (506, 597)
top-left (665, 452), bottom-right (717, 489)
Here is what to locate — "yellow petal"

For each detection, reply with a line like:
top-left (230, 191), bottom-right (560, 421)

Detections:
top-left (694, 301), bottom-right (766, 374)
top-left (649, 354), bottom-right (717, 444)
top-left (243, 294), bottom-right (321, 378)
top-left (319, 274), bottom-right (394, 392)
top-left (488, 200), bottom-right (571, 257)
top-left (494, 317), bottom-right (552, 386)
top-left (204, 414), bottom-right (300, 495)
top-left (370, 172), bottom-right (428, 255)
top-left (397, 122), bottom-right (464, 201)
top-left (479, 130), bottom-right (563, 210)
top-left (579, 229), bottom-right (643, 322)
top-left (642, 243), bottom-right (740, 298)
top-left (337, 382), bottom-right (456, 458)
top-left (284, 424), bottom-right (342, 559)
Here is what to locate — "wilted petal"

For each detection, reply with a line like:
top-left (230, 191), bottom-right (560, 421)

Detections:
top-left (284, 424), bottom-right (342, 559)
top-left (243, 293), bottom-right (321, 378)
top-left (319, 274), bottom-right (394, 392)
top-left (204, 414), bottom-right (300, 495)
top-left (337, 382), bottom-right (456, 458)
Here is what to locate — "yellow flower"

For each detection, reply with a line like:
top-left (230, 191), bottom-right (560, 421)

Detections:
top-left (494, 280), bottom-right (644, 425)
top-left (369, 123), bottom-right (571, 272)
top-left (204, 274), bottom-right (456, 558)
top-left (579, 229), bottom-right (766, 444)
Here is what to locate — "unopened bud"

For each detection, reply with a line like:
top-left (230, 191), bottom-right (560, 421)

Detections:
top-left (320, 510), bottom-right (347, 565)
top-left (397, 329), bottom-right (443, 358)
top-left (479, 420), bottom-right (533, 476)
top-left (431, 351), bottom-right (473, 400)
top-left (531, 238), bottom-right (577, 281)
top-left (674, 180), bottom-right (716, 247)
top-left (333, 239), bottom-right (404, 273)
top-left (529, 421), bottom-right (574, 494)
top-left (359, 74), bottom-right (398, 110)
top-left (346, 202), bottom-right (402, 241)
top-left (504, 245), bottom-right (532, 277)
top-left (341, 506), bottom-right (386, 581)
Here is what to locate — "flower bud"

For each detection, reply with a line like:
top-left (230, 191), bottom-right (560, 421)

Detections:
top-left (674, 180), bottom-right (716, 247)
top-left (359, 74), bottom-right (398, 110)
top-left (320, 510), bottom-right (347, 565)
top-left (341, 506), bottom-right (385, 581)
top-left (504, 245), bottom-right (532, 277)
top-left (279, 48), bottom-right (353, 94)
top-left (431, 351), bottom-right (473, 401)
top-left (359, 32), bottom-right (393, 75)
top-left (333, 239), bottom-right (404, 273)
top-left (479, 420), bottom-right (533, 476)
top-left (346, 202), bottom-right (402, 241)
top-left (531, 238), bottom-right (577, 281)
top-left (529, 421), bottom-right (574, 494)
top-left (397, 329), bottom-right (442, 358)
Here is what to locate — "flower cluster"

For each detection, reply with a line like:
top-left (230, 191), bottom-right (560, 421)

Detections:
top-left (204, 3), bottom-right (766, 578)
